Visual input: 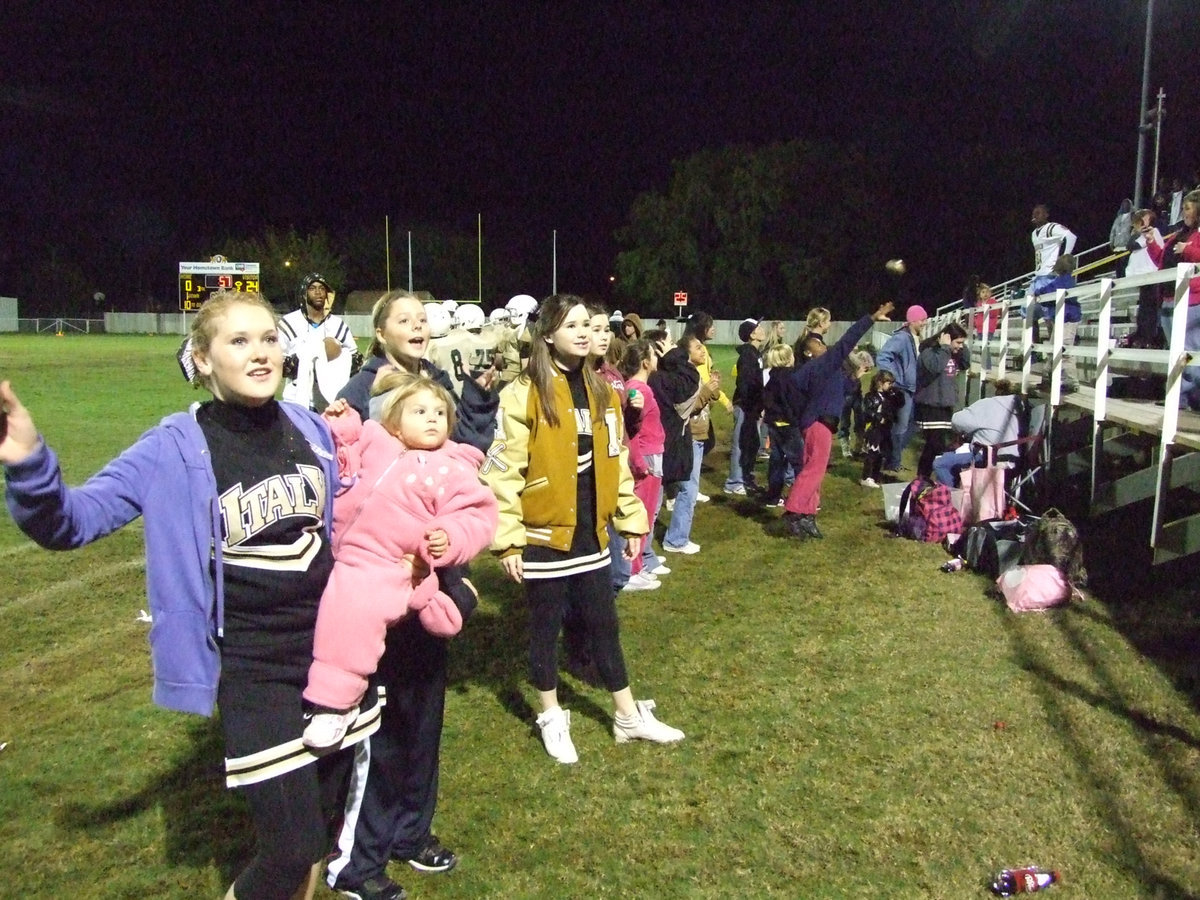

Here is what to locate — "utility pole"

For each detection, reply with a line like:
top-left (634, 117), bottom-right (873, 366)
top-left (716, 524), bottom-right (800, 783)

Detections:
top-left (1133, 0), bottom-right (1155, 209)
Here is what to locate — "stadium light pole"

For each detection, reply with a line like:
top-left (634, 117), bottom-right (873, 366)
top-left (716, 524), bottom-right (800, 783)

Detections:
top-left (1132, 0), bottom-right (1155, 209)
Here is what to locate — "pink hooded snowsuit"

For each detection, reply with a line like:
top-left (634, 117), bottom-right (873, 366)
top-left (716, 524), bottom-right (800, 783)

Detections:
top-left (304, 410), bottom-right (498, 710)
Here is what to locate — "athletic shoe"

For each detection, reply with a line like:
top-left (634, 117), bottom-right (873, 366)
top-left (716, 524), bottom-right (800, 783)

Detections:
top-left (535, 706), bottom-right (578, 764)
top-left (648, 564), bottom-right (672, 576)
top-left (302, 708), bottom-right (358, 749)
top-left (622, 572), bottom-right (661, 591)
top-left (798, 514), bottom-right (823, 539)
top-left (335, 874), bottom-right (407, 900)
top-left (613, 699), bottom-right (685, 744)
top-left (860, 478), bottom-right (881, 488)
top-left (662, 540), bottom-right (701, 555)
top-left (695, 492), bottom-right (711, 503)
top-left (782, 512), bottom-right (808, 539)
top-left (723, 484), bottom-right (747, 496)
top-left (404, 836), bottom-right (458, 873)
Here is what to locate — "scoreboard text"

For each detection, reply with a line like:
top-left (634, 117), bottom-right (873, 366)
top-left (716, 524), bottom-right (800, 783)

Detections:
top-left (179, 261), bottom-right (262, 311)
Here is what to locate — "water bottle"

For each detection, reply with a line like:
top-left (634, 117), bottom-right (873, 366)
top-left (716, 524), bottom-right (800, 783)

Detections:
top-left (940, 558), bottom-right (964, 573)
top-left (990, 867), bottom-right (1061, 895)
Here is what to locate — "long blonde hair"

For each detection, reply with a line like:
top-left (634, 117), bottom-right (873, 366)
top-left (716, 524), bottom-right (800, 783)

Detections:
top-left (524, 294), bottom-right (610, 427)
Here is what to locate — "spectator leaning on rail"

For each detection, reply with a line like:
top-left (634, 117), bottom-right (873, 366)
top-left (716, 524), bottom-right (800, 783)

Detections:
top-left (1145, 189), bottom-right (1200, 411)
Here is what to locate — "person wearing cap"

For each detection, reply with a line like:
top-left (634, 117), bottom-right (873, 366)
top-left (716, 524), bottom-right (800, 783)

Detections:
top-left (723, 318), bottom-right (765, 496)
top-left (875, 304), bottom-right (929, 473)
top-left (277, 272), bottom-right (358, 412)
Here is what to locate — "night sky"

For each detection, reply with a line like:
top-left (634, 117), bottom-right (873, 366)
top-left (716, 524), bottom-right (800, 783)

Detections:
top-left (4, 1), bottom-right (1199, 314)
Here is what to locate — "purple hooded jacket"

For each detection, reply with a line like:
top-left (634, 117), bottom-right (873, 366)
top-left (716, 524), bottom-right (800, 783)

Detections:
top-left (4, 401), bottom-right (336, 717)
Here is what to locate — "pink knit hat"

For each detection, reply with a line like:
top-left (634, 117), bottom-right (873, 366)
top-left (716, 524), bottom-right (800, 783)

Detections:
top-left (905, 305), bottom-right (929, 324)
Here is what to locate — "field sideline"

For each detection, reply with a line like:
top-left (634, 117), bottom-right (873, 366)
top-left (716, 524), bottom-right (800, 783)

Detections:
top-left (1, 334), bottom-right (1198, 898)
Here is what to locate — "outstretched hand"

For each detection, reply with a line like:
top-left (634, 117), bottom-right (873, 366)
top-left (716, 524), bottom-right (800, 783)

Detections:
top-left (0, 381), bottom-right (40, 466)
top-left (871, 301), bottom-right (895, 322)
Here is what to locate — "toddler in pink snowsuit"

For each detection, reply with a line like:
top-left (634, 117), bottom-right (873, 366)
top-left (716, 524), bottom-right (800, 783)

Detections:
top-left (303, 372), bottom-right (498, 748)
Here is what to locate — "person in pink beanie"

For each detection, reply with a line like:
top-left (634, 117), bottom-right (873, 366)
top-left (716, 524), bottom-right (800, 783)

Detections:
top-left (875, 303), bottom-right (929, 472)
top-left (303, 371), bottom-right (498, 748)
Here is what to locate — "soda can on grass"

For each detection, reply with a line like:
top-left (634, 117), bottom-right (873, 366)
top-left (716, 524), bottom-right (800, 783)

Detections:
top-left (990, 866), bottom-right (1061, 895)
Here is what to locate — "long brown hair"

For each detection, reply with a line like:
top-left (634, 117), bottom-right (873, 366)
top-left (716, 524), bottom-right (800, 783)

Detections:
top-left (524, 294), bottom-right (611, 427)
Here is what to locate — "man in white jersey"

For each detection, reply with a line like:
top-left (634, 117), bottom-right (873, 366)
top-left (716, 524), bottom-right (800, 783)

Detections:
top-left (277, 272), bottom-right (357, 411)
top-left (1030, 204), bottom-right (1077, 279)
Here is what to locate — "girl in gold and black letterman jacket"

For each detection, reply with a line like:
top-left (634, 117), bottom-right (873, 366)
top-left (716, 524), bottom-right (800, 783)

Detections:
top-left (481, 294), bottom-right (685, 765)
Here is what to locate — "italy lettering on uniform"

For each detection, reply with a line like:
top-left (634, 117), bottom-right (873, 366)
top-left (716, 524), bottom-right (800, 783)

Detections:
top-left (217, 463), bottom-right (327, 571)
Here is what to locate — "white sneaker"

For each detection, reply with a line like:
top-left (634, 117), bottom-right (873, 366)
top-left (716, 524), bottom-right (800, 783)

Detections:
top-left (648, 564), bottom-right (671, 576)
top-left (535, 706), bottom-right (578, 764)
top-left (695, 492), bottom-right (711, 503)
top-left (723, 485), bottom-right (747, 496)
top-left (622, 572), bottom-right (661, 591)
top-left (613, 699), bottom-right (685, 744)
top-left (302, 708), bottom-right (359, 749)
top-left (662, 540), bottom-right (701, 555)
top-left (860, 478), bottom-right (881, 488)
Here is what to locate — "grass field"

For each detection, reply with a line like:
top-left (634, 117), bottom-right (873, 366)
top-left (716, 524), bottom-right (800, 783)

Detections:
top-left (1, 334), bottom-right (1198, 898)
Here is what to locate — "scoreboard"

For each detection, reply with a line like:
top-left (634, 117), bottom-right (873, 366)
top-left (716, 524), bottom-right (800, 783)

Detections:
top-left (179, 260), bottom-right (261, 311)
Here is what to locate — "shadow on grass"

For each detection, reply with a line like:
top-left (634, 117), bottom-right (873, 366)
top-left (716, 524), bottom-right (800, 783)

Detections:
top-left (448, 566), bottom-right (614, 735)
top-left (54, 717), bottom-right (253, 887)
top-left (1006, 586), bottom-right (1200, 897)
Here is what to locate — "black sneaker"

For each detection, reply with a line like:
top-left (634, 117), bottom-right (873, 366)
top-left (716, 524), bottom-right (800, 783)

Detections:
top-left (335, 874), bottom-right (406, 900)
top-left (782, 512), bottom-right (808, 539)
top-left (403, 835), bottom-right (459, 873)
top-left (799, 514), bottom-right (824, 539)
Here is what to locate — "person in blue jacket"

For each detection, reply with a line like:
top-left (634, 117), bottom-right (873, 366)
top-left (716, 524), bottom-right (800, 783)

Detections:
top-left (875, 304), bottom-right (929, 471)
top-left (1, 291), bottom-right (373, 900)
top-left (779, 301), bottom-right (893, 538)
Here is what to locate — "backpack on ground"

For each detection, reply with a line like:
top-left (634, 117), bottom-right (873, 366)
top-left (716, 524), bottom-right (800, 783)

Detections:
top-left (1019, 507), bottom-right (1087, 587)
top-left (896, 477), bottom-right (932, 540)
top-left (962, 517), bottom-right (1031, 579)
top-left (897, 477), bottom-right (963, 543)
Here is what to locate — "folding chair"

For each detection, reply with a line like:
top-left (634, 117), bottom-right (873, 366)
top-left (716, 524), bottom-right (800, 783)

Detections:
top-left (973, 399), bottom-right (1049, 515)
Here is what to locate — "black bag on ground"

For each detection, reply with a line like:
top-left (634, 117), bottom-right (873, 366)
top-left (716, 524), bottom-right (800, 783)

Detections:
top-left (962, 517), bottom-right (1030, 579)
top-left (1019, 507), bottom-right (1087, 587)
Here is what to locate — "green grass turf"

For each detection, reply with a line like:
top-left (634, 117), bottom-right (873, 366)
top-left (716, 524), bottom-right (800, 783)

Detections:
top-left (1, 334), bottom-right (1198, 897)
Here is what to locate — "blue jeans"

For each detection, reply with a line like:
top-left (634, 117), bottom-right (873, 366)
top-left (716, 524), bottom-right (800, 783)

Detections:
top-left (1161, 303), bottom-right (1200, 410)
top-left (887, 390), bottom-right (915, 471)
top-left (724, 405), bottom-right (747, 490)
top-left (607, 523), bottom-right (630, 591)
top-left (932, 449), bottom-right (980, 487)
top-left (664, 439), bottom-right (703, 549)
